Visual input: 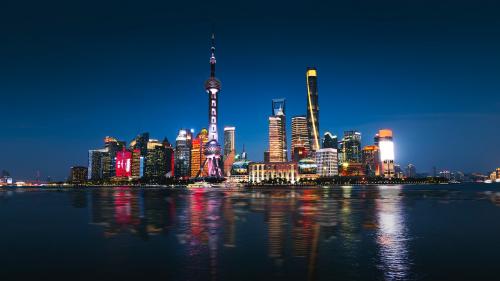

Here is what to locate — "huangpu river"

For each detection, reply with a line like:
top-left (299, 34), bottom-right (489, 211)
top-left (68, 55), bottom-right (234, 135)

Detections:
top-left (1, 184), bottom-right (500, 281)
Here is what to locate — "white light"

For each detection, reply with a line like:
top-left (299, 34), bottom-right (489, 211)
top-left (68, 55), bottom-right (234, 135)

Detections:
top-left (379, 140), bottom-right (395, 161)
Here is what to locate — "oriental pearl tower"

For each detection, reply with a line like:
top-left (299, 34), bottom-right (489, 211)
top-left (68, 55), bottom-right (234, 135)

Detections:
top-left (204, 33), bottom-right (223, 178)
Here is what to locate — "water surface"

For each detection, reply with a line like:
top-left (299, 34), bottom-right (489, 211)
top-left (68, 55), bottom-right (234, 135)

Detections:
top-left (1, 184), bottom-right (500, 281)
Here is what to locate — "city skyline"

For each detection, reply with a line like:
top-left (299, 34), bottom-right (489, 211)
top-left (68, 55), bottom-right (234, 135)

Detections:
top-left (2, 1), bottom-right (500, 180)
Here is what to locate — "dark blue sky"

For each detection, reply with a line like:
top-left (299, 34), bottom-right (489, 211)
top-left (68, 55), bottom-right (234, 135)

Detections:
top-left (1, 0), bottom-right (500, 180)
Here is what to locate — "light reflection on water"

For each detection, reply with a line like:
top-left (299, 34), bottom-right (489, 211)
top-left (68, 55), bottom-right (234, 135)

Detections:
top-left (1, 185), bottom-right (500, 280)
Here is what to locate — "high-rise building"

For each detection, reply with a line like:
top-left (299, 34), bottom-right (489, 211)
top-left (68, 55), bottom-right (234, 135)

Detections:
top-left (116, 148), bottom-right (132, 178)
top-left (377, 129), bottom-right (395, 179)
top-left (130, 132), bottom-right (150, 156)
top-left (362, 145), bottom-right (380, 177)
top-left (223, 127), bottom-right (236, 177)
top-left (69, 166), bottom-right (88, 184)
top-left (272, 99), bottom-right (287, 161)
top-left (291, 115), bottom-right (310, 159)
top-left (144, 138), bottom-right (173, 183)
top-left (191, 129), bottom-right (209, 178)
top-left (103, 136), bottom-right (125, 179)
top-left (131, 149), bottom-right (141, 178)
top-left (88, 148), bottom-right (108, 181)
top-left (306, 67), bottom-right (320, 152)
top-left (223, 127), bottom-right (236, 157)
top-left (204, 33), bottom-right (223, 177)
top-left (315, 148), bottom-right (339, 177)
top-left (269, 113), bottom-right (286, 162)
top-left (405, 164), bottom-right (417, 178)
top-left (175, 129), bottom-right (192, 178)
top-left (339, 131), bottom-right (362, 165)
top-left (322, 132), bottom-right (338, 149)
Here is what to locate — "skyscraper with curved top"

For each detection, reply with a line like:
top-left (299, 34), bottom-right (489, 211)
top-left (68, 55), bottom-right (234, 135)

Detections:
top-left (306, 67), bottom-right (320, 153)
top-left (204, 33), bottom-right (222, 177)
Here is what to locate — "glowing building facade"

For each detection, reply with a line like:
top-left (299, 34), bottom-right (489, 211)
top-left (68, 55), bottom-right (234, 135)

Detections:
top-left (269, 114), bottom-right (286, 162)
top-left (190, 129), bottom-right (209, 178)
top-left (362, 145), bottom-right (380, 177)
top-left (339, 131), bottom-right (362, 165)
top-left (291, 115), bottom-right (309, 160)
top-left (223, 126), bottom-right (236, 177)
top-left (315, 148), bottom-right (339, 177)
top-left (272, 99), bottom-right (287, 161)
top-left (174, 129), bottom-right (192, 178)
top-left (306, 67), bottom-right (320, 152)
top-left (375, 129), bottom-right (395, 178)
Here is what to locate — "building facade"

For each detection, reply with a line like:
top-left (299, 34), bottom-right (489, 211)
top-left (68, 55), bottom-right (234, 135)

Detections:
top-left (291, 115), bottom-right (310, 159)
top-left (174, 129), bottom-right (192, 178)
top-left (377, 129), bottom-right (395, 178)
top-left (322, 132), bottom-right (338, 149)
top-left (190, 129), bottom-right (209, 178)
top-left (69, 166), bottom-right (88, 184)
top-left (249, 162), bottom-right (299, 184)
top-left (223, 126), bottom-right (236, 177)
top-left (362, 145), bottom-right (380, 177)
top-left (306, 67), bottom-right (320, 152)
top-left (339, 131), bottom-right (362, 165)
top-left (272, 99), bottom-right (287, 161)
top-left (315, 148), bottom-right (339, 177)
top-left (269, 114), bottom-right (287, 162)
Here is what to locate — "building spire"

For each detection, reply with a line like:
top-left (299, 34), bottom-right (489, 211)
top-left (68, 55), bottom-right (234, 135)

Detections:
top-left (210, 33), bottom-right (216, 78)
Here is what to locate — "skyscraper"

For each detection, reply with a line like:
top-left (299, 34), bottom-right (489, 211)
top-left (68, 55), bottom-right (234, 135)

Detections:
top-left (272, 99), bottom-right (287, 161)
top-left (145, 138), bottom-right (174, 183)
top-left (306, 67), bottom-right (320, 152)
top-left (322, 132), bottom-right (338, 149)
top-left (362, 145), bottom-right (380, 177)
top-left (103, 136), bottom-right (125, 179)
top-left (191, 129), bottom-right (209, 178)
top-left (291, 115), bottom-right (310, 159)
top-left (204, 33), bottom-right (223, 177)
top-left (88, 148), bottom-right (107, 181)
top-left (339, 131), bottom-right (362, 165)
top-left (269, 111), bottom-right (286, 162)
top-left (223, 126), bottom-right (236, 177)
top-left (377, 129), bottom-right (395, 179)
top-left (175, 129), bottom-right (192, 178)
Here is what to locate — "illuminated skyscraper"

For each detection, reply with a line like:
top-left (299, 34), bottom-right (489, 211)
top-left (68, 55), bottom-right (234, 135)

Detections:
top-left (322, 132), bottom-right (338, 149)
top-left (306, 67), bottom-right (320, 152)
top-left (204, 33), bottom-right (223, 177)
top-left (269, 111), bottom-right (286, 162)
top-left (103, 136), bottom-right (125, 179)
top-left (272, 99), bottom-right (288, 161)
top-left (339, 131), bottom-right (362, 165)
top-left (174, 129), bottom-right (192, 178)
top-left (144, 138), bottom-right (174, 183)
top-left (191, 129), bottom-right (209, 178)
top-left (291, 115), bottom-right (309, 158)
top-left (376, 129), bottom-right (395, 178)
top-left (223, 127), bottom-right (236, 177)
top-left (362, 145), bottom-right (380, 177)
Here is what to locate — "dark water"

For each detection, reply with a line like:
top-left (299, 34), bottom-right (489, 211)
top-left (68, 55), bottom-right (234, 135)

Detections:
top-left (1, 184), bottom-right (500, 281)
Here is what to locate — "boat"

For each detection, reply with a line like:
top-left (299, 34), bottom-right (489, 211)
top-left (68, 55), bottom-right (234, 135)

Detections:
top-left (485, 179), bottom-right (493, 184)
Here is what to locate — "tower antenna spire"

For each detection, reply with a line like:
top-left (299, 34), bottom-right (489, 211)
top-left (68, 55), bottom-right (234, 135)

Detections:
top-left (210, 32), bottom-right (216, 78)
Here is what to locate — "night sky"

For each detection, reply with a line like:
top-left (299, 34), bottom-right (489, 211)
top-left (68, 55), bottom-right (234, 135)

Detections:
top-left (1, 0), bottom-right (499, 180)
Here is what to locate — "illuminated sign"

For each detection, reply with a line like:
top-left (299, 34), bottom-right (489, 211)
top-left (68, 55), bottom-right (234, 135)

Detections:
top-left (379, 140), bottom-right (395, 161)
top-left (116, 149), bottom-right (132, 177)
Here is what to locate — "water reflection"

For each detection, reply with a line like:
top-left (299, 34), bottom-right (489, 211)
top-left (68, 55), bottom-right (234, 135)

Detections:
top-left (68, 186), bottom-right (416, 280)
top-left (376, 186), bottom-right (410, 280)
